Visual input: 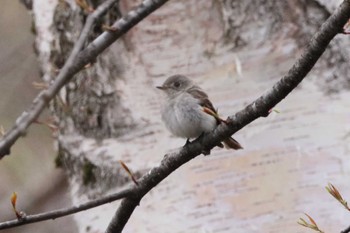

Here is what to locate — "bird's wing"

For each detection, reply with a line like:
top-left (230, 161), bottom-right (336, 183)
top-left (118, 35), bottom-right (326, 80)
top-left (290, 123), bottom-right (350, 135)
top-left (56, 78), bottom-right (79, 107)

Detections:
top-left (187, 87), bottom-right (241, 150)
top-left (187, 87), bottom-right (225, 123)
top-left (187, 87), bottom-right (216, 112)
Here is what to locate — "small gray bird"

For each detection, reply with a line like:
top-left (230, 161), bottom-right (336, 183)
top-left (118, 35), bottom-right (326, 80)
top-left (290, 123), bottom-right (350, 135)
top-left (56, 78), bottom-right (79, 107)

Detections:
top-left (157, 74), bottom-right (242, 150)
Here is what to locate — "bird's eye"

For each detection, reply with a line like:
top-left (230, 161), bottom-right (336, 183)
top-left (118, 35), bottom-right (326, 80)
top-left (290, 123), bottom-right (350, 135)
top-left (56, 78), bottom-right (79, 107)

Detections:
top-left (173, 81), bottom-right (180, 88)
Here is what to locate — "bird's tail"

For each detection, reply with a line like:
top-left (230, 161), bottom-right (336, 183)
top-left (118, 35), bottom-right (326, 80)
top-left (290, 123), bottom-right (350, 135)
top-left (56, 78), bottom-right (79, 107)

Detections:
top-left (223, 137), bottom-right (243, 150)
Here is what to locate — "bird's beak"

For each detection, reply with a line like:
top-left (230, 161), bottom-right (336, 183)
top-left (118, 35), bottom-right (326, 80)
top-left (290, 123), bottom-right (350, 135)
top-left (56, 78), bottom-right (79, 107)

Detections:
top-left (156, 86), bottom-right (166, 90)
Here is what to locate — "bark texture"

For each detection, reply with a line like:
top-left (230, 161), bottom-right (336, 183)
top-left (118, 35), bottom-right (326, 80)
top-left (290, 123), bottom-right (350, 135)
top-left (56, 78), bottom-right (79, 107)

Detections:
top-left (31, 0), bottom-right (350, 232)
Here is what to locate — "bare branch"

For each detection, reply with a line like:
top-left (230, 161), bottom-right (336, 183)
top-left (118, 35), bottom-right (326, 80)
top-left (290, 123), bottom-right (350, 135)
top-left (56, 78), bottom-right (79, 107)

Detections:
top-left (0, 0), bottom-right (170, 159)
top-left (0, 187), bottom-right (132, 230)
top-left (105, 1), bottom-right (350, 232)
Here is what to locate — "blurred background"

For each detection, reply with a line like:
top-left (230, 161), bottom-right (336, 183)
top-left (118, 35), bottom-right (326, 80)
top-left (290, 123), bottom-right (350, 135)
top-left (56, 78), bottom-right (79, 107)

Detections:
top-left (0, 1), bottom-right (76, 232)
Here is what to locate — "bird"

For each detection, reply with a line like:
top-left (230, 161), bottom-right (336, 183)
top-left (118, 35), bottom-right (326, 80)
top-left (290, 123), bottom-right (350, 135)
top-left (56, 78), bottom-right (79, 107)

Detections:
top-left (157, 74), bottom-right (242, 152)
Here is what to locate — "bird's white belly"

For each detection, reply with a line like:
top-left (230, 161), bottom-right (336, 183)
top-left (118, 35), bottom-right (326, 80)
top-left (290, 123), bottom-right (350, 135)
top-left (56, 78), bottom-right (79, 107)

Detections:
top-left (161, 96), bottom-right (217, 139)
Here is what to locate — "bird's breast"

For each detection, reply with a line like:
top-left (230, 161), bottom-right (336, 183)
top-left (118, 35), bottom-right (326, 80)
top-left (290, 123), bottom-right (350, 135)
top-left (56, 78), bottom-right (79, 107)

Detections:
top-left (161, 94), bottom-right (216, 138)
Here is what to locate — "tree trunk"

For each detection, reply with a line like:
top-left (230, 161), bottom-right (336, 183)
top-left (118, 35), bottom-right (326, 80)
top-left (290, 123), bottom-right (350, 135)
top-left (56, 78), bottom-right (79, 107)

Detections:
top-left (30, 0), bottom-right (350, 232)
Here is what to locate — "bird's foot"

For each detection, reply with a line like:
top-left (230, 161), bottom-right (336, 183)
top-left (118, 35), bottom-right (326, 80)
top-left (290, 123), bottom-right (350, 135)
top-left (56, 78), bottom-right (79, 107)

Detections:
top-left (202, 149), bottom-right (211, 156)
top-left (193, 133), bottom-right (212, 156)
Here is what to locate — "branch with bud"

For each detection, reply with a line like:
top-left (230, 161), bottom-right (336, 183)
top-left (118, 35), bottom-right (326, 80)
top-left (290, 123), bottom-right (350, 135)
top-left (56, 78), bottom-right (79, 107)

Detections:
top-left (298, 183), bottom-right (350, 233)
top-left (298, 213), bottom-right (324, 233)
top-left (326, 183), bottom-right (350, 211)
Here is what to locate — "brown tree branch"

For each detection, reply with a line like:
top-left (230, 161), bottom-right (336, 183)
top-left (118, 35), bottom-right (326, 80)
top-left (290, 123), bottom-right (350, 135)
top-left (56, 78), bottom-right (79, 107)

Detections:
top-left (105, 1), bottom-right (350, 232)
top-left (0, 0), bottom-right (170, 159)
top-left (0, 187), bottom-right (132, 230)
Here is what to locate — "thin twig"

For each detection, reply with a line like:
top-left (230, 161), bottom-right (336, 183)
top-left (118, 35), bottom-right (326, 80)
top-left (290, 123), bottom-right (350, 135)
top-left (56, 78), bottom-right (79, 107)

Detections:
top-left (0, 0), bottom-right (170, 158)
top-left (0, 187), bottom-right (132, 230)
top-left (105, 1), bottom-right (350, 232)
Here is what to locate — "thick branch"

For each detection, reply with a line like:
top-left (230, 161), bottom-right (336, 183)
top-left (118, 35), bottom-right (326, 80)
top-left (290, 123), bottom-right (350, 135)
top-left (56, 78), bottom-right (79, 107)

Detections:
top-left (105, 1), bottom-right (350, 232)
top-left (0, 187), bottom-right (131, 230)
top-left (0, 0), bottom-right (170, 158)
